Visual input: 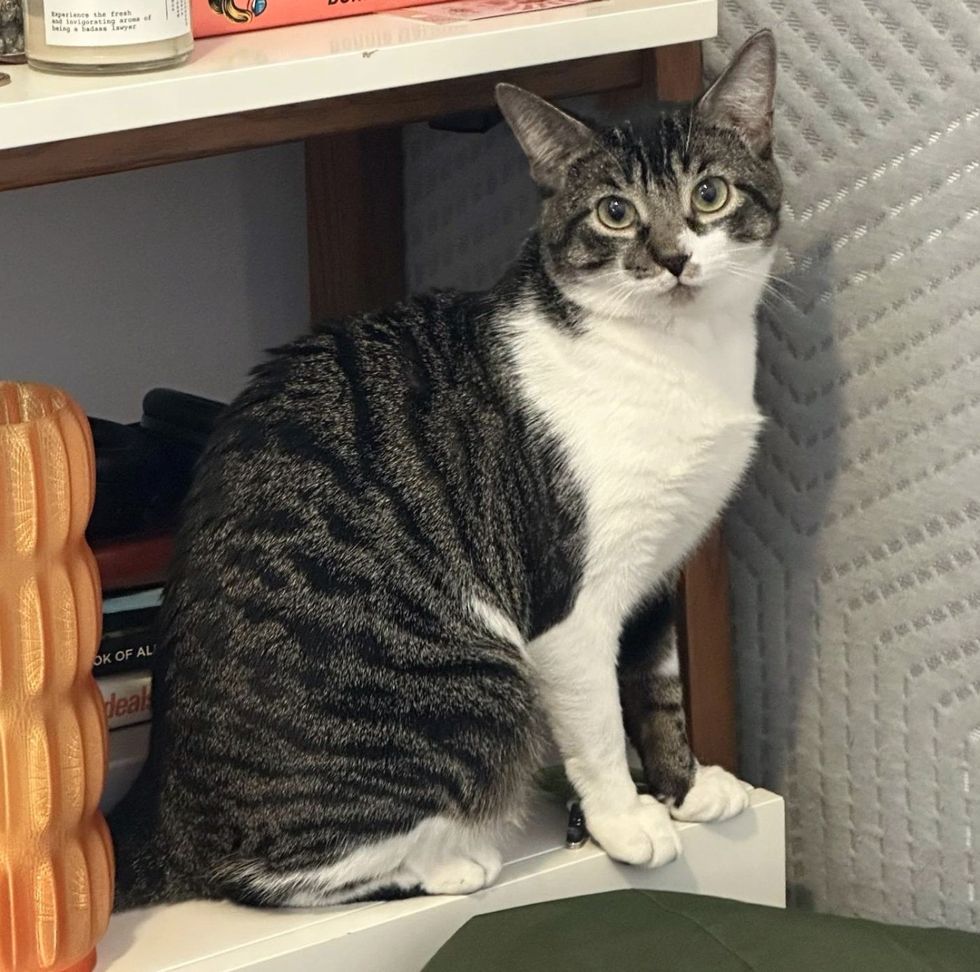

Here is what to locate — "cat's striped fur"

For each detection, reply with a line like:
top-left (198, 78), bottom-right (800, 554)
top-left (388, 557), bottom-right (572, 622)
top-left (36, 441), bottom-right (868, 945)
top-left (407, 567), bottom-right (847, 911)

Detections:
top-left (111, 31), bottom-right (781, 908)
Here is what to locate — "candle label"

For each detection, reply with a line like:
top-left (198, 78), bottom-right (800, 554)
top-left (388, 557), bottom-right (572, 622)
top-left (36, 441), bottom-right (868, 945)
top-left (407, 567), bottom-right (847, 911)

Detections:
top-left (44, 0), bottom-right (189, 46)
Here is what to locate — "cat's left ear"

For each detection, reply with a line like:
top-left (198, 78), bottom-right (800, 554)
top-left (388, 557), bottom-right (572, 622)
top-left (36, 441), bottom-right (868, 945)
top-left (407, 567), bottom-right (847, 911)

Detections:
top-left (697, 29), bottom-right (777, 157)
top-left (496, 84), bottom-right (597, 190)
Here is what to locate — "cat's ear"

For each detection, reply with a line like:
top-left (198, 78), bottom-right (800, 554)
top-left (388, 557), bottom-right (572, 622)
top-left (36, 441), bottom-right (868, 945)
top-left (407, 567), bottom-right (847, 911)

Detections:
top-left (496, 84), bottom-right (597, 189)
top-left (697, 30), bottom-right (777, 157)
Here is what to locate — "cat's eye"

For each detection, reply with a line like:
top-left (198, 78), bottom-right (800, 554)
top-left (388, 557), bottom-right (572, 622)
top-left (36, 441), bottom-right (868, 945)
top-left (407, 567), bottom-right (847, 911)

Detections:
top-left (692, 177), bottom-right (730, 214)
top-left (596, 196), bottom-right (636, 230)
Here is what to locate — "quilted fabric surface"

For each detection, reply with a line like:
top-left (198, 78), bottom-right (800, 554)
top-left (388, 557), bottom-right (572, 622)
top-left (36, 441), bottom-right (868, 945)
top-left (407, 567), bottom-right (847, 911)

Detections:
top-left (422, 890), bottom-right (980, 971)
top-left (707, 2), bottom-right (980, 930)
top-left (403, 0), bottom-right (980, 930)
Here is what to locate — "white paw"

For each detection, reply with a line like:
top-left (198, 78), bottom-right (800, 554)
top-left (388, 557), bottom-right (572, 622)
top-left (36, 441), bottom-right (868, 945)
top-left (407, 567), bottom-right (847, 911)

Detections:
top-left (670, 764), bottom-right (751, 823)
top-left (586, 795), bottom-right (682, 868)
top-left (421, 854), bottom-right (498, 896)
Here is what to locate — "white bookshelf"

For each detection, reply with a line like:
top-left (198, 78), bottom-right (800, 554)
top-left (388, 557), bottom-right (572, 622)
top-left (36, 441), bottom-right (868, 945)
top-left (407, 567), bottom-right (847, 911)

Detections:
top-left (99, 788), bottom-right (784, 971)
top-left (2, 4), bottom-right (782, 969)
top-left (0, 0), bottom-right (716, 152)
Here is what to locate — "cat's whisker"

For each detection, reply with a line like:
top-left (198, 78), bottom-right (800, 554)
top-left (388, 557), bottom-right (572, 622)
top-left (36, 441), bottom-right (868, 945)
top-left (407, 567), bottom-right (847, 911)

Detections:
top-left (719, 265), bottom-right (801, 309)
top-left (757, 272), bottom-right (807, 295)
top-left (726, 274), bottom-right (801, 314)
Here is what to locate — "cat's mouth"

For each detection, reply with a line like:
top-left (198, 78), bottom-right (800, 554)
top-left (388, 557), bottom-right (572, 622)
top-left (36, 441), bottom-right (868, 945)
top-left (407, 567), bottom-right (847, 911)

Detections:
top-left (668, 285), bottom-right (698, 304)
top-left (664, 275), bottom-right (702, 301)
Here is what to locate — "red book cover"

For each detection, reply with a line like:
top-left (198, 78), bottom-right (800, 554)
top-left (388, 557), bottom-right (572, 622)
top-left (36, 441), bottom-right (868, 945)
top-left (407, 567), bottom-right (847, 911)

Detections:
top-left (193, 0), bottom-right (446, 38)
top-left (93, 533), bottom-right (175, 593)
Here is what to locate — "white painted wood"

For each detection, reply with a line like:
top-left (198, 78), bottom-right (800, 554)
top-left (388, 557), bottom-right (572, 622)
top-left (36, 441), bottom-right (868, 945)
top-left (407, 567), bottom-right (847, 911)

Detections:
top-left (98, 788), bottom-right (785, 971)
top-left (0, 0), bottom-right (716, 152)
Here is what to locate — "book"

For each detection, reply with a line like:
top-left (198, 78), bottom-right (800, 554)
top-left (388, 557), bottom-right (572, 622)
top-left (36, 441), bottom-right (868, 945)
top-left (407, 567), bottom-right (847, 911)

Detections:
top-left (94, 628), bottom-right (158, 676)
top-left (191, 0), bottom-right (446, 39)
top-left (103, 586), bottom-right (164, 616)
top-left (93, 532), bottom-right (174, 593)
top-left (98, 670), bottom-right (152, 731)
top-left (101, 722), bottom-right (151, 814)
top-left (103, 605), bottom-right (159, 638)
top-left (95, 586), bottom-right (161, 676)
top-left (394, 0), bottom-right (595, 24)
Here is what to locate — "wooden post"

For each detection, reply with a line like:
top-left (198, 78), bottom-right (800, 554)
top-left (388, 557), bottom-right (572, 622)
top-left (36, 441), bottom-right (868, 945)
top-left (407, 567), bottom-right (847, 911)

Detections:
top-left (649, 40), bottom-right (704, 103)
top-left (679, 526), bottom-right (738, 772)
top-left (600, 39), bottom-right (703, 112)
top-left (305, 127), bottom-right (406, 320)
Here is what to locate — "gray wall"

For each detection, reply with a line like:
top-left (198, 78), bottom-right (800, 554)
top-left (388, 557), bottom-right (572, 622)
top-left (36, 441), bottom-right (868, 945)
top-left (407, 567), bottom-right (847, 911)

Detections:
top-left (0, 145), bottom-right (310, 422)
top-left (710, 2), bottom-right (980, 931)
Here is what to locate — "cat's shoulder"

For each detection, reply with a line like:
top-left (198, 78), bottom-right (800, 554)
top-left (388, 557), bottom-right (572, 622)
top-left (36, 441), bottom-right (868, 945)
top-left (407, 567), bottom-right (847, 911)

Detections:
top-left (238, 289), bottom-right (494, 408)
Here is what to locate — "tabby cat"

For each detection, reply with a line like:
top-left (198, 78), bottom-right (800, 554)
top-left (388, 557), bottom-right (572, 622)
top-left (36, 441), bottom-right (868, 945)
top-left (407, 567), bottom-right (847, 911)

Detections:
top-left (111, 30), bottom-right (781, 909)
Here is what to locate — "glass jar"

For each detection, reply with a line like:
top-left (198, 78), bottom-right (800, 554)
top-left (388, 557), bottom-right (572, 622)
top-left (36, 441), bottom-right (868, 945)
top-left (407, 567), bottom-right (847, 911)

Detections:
top-left (25, 0), bottom-right (192, 74)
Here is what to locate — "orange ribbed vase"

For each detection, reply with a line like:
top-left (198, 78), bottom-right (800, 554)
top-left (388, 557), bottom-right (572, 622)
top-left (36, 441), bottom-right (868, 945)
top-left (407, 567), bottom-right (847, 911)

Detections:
top-left (0, 383), bottom-right (113, 972)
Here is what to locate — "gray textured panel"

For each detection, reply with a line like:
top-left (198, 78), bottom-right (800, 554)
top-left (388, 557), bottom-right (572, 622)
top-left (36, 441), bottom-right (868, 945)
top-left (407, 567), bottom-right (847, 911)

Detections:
top-left (403, 5), bottom-right (980, 928)
top-left (404, 119), bottom-right (537, 293)
top-left (710, 3), bottom-right (980, 929)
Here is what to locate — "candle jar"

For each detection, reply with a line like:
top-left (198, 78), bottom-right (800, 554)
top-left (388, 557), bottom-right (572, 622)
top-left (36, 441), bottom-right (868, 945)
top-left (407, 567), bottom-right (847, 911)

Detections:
top-left (25, 0), bottom-right (191, 74)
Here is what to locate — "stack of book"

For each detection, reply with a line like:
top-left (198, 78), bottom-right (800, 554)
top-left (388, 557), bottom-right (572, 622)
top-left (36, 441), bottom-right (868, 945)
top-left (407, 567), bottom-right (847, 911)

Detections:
top-left (94, 535), bottom-right (174, 811)
top-left (87, 388), bottom-right (220, 811)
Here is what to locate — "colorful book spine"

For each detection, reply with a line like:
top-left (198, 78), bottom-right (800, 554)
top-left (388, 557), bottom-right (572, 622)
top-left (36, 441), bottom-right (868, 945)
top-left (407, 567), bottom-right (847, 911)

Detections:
top-left (97, 670), bottom-right (153, 731)
top-left (94, 630), bottom-right (158, 676)
top-left (191, 0), bottom-right (446, 38)
top-left (94, 585), bottom-right (162, 676)
top-left (93, 532), bottom-right (174, 593)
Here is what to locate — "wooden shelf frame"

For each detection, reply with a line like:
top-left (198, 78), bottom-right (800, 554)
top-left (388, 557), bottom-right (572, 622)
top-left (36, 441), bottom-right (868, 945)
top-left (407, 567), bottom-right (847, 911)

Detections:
top-left (0, 51), bottom-right (643, 192)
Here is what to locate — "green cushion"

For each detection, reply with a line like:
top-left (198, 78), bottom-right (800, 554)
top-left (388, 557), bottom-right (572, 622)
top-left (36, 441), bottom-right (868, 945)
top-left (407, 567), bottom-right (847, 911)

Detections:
top-left (423, 890), bottom-right (980, 971)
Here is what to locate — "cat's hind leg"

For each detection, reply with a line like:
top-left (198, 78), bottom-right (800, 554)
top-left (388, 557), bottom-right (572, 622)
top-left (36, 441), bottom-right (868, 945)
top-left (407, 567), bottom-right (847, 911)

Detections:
top-left (402, 818), bottom-right (503, 895)
top-left (223, 816), bottom-right (505, 907)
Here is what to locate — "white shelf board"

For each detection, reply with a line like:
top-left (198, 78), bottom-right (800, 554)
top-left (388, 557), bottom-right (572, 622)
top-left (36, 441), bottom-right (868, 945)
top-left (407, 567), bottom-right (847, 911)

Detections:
top-left (0, 0), bottom-right (716, 153)
top-left (98, 788), bottom-right (784, 971)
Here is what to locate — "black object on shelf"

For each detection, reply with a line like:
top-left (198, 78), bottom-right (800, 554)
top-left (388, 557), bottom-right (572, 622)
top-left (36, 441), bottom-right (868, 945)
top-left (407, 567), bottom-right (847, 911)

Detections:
top-left (86, 389), bottom-right (225, 544)
top-left (87, 418), bottom-right (167, 542)
top-left (140, 388), bottom-right (225, 449)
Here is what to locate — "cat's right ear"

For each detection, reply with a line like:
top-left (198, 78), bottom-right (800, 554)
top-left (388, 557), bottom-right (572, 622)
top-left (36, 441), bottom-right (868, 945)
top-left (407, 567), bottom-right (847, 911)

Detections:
top-left (696, 30), bottom-right (777, 157)
top-left (496, 84), bottom-right (596, 190)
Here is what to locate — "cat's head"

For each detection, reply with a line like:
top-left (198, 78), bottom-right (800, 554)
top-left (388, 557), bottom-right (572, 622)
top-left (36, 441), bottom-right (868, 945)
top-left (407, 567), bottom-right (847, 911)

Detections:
top-left (497, 31), bottom-right (781, 322)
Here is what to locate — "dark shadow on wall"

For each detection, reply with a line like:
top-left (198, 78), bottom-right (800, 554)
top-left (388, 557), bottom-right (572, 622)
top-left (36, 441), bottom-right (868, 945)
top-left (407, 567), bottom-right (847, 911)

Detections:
top-left (727, 240), bottom-right (844, 906)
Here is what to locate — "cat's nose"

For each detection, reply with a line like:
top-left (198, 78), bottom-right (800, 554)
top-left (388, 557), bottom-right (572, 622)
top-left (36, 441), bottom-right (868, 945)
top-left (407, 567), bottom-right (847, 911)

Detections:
top-left (660, 254), bottom-right (690, 278)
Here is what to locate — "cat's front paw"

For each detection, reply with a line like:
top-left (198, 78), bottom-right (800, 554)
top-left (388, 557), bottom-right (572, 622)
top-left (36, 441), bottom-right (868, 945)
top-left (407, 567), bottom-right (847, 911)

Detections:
top-left (586, 795), bottom-right (681, 867)
top-left (670, 764), bottom-right (751, 823)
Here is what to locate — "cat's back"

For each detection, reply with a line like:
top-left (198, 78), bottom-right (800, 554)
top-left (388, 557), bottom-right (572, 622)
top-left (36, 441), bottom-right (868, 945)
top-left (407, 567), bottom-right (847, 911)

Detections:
top-left (233, 290), bottom-right (481, 427)
top-left (190, 290), bottom-right (492, 498)
top-left (167, 288), bottom-right (531, 626)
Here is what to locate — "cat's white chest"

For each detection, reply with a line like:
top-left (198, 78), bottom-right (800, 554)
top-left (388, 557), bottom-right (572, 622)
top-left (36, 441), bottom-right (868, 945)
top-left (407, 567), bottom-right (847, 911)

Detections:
top-left (510, 305), bottom-right (762, 616)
